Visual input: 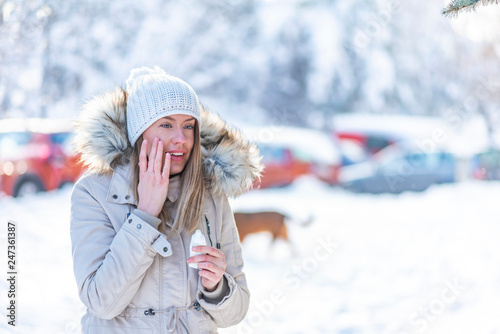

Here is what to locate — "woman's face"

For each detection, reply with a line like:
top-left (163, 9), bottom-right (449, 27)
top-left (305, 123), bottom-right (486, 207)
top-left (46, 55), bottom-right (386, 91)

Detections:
top-left (141, 114), bottom-right (196, 176)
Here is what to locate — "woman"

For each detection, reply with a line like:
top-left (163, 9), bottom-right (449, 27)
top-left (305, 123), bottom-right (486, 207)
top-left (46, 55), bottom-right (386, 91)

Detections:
top-left (70, 66), bottom-right (262, 333)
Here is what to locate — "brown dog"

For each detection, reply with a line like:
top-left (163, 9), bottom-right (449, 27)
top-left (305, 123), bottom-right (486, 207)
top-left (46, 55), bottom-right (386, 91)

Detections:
top-left (234, 211), bottom-right (289, 243)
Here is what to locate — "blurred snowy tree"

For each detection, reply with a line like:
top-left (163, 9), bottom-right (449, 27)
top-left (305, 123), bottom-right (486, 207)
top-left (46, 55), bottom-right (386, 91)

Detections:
top-left (258, 14), bottom-right (312, 126)
top-left (0, 0), bottom-right (50, 116)
top-left (0, 0), bottom-right (498, 140)
top-left (39, 0), bottom-right (146, 116)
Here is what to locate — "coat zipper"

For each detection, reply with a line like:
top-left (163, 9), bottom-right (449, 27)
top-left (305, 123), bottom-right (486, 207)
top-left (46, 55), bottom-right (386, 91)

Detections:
top-left (180, 233), bottom-right (188, 308)
top-left (205, 215), bottom-right (220, 249)
top-left (205, 216), bottom-right (213, 247)
top-left (159, 248), bottom-right (163, 328)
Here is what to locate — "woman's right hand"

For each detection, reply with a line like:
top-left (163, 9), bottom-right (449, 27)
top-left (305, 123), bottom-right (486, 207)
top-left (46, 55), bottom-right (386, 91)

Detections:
top-left (137, 137), bottom-right (171, 217)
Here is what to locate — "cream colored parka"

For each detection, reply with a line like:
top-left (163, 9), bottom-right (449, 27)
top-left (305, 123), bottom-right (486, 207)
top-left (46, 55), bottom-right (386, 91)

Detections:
top-left (70, 89), bottom-right (262, 334)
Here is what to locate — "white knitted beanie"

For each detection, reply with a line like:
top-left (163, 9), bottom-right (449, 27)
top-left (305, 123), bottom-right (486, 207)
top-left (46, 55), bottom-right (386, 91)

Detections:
top-left (125, 66), bottom-right (201, 146)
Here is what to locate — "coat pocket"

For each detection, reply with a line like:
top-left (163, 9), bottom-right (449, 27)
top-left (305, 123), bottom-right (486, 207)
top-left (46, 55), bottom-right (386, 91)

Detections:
top-left (88, 326), bottom-right (152, 334)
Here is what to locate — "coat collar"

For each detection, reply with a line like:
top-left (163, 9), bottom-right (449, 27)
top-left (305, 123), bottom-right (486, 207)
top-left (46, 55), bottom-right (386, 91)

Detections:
top-left (106, 164), bottom-right (135, 205)
top-left (106, 164), bottom-right (181, 205)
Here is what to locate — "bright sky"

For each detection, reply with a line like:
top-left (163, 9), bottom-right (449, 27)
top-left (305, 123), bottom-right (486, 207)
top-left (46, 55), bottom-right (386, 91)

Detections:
top-left (448, 2), bottom-right (500, 42)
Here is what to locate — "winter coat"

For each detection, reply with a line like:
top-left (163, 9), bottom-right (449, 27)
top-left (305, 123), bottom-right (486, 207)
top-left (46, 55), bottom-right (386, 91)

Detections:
top-left (70, 88), bottom-right (262, 334)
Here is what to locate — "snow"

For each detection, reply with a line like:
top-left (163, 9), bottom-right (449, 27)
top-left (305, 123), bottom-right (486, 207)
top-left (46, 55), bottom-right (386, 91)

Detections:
top-left (1, 177), bottom-right (500, 333)
top-left (332, 113), bottom-right (456, 142)
top-left (449, 116), bottom-right (500, 157)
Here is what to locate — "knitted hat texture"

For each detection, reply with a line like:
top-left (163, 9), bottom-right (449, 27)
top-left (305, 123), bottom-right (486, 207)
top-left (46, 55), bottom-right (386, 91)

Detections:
top-left (125, 66), bottom-right (201, 146)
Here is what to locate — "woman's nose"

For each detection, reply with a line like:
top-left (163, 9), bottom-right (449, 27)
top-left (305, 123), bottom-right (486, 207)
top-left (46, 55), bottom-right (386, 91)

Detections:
top-left (172, 128), bottom-right (186, 144)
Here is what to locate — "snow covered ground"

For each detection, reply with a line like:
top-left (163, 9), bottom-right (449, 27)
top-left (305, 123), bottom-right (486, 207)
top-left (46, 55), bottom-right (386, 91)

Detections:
top-left (1, 177), bottom-right (500, 333)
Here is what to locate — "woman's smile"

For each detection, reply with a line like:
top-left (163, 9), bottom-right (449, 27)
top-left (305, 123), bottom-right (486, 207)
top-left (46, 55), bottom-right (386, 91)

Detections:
top-left (168, 150), bottom-right (187, 162)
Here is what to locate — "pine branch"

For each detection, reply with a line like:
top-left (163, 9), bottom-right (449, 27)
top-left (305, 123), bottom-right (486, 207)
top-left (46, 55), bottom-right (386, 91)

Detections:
top-left (442, 0), bottom-right (499, 18)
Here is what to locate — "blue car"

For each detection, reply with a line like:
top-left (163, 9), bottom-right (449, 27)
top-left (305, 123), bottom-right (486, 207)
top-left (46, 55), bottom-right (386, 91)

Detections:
top-left (339, 144), bottom-right (456, 194)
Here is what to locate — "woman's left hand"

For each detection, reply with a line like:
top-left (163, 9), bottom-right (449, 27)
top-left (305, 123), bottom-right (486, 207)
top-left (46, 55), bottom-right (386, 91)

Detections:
top-left (187, 246), bottom-right (226, 292)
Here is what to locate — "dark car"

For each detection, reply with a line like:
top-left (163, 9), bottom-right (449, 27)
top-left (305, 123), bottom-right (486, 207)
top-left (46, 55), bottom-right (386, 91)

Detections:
top-left (339, 143), bottom-right (456, 194)
top-left (0, 118), bottom-right (85, 197)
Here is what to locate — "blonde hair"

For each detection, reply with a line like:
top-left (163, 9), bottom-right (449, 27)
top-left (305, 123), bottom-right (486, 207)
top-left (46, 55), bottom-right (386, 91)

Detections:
top-left (130, 120), bottom-right (205, 235)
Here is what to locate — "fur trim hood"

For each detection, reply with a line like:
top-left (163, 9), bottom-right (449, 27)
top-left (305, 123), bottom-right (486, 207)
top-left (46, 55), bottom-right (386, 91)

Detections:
top-left (73, 88), bottom-right (262, 198)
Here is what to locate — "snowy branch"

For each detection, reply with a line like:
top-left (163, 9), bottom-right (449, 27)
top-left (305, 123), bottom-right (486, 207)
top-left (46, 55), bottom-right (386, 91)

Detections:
top-left (442, 0), bottom-right (499, 18)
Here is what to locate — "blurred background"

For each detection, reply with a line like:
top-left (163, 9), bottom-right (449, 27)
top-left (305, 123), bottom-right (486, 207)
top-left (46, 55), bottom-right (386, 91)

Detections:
top-left (1, 0), bottom-right (500, 333)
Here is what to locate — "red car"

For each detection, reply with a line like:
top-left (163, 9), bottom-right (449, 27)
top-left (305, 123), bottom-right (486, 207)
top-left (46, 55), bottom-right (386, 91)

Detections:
top-left (253, 143), bottom-right (310, 188)
top-left (0, 118), bottom-right (85, 197)
top-left (243, 126), bottom-right (342, 189)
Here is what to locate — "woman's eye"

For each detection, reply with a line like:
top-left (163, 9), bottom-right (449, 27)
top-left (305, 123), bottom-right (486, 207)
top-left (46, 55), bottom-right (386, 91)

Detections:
top-left (160, 124), bottom-right (172, 128)
top-left (184, 124), bottom-right (194, 130)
